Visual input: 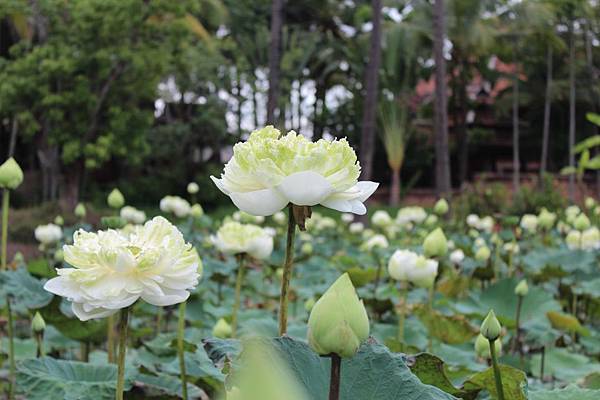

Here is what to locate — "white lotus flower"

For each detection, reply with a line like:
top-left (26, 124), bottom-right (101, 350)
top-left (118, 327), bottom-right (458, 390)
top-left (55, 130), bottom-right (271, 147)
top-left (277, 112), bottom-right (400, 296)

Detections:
top-left (361, 234), bottom-right (389, 251)
top-left (503, 242), bottom-right (520, 254)
top-left (34, 224), bottom-right (63, 245)
top-left (212, 221), bottom-right (273, 260)
top-left (43, 217), bottom-right (201, 321)
top-left (371, 210), bottom-right (393, 228)
top-left (120, 206), bottom-right (147, 225)
top-left (233, 211), bottom-right (265, 224)
top-left (160, 196), bottom-right (191, 218)
top-left (581, 227), bottom-right (600, 250)
top-left (388, 249), bottom-right (418, 281)
top-left (396, 207), bottom-right (427, 226)
top-left (349, 222), bottom-right (364, 234)
top-left (272, 211), bottom-right (287, 225)
top-left (408, 256), bottom-right (439, 288)
top-left (520, 214), bottom-right (538, 232)
top-left (341, 213), bottom-right (354, 223)
top-left (566, 230), bottom-right (581, 250)
top-left (466, 214), bottom-right (480, 228)
top-left (187, 182), bottom-right (199, 194)
top-left (450, 249), bottom-right (465, 264)
top-left (211, 126), bottom-right (378, 216)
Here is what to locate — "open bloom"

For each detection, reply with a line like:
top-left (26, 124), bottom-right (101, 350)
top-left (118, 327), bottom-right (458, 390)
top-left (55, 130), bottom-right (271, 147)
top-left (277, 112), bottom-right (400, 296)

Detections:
top-left (520, 214), bottom-right (538, 233)
top-left (371, 210), bottom-right (393, 228)
top-left (212, 221), bottom-right (273, 260)
top-left (120, 206), bottom-right (147, 225)
top-left (34, 224), bottom-right (62, 245)
top-left (211, 126), bottom-right (378, 216)
top-left (160, 196), bottom-right (191, 218)
top-left (396, 206), bottom-right (427, 226)
top-left (44, 217), bottom-right (201, 321)
top-left (388, 249), bottom-right (418, 281)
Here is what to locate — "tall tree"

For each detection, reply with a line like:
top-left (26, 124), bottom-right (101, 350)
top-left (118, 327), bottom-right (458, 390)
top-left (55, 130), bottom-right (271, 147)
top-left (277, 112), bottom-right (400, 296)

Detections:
top-left (358, 0), bottom-right (382, 181)
top-left (266, 0), bottom-right (283, 124)
top-left (540, 45), bottom-right (553, 177)
top-left (432, 0), bottom-right (451, 195)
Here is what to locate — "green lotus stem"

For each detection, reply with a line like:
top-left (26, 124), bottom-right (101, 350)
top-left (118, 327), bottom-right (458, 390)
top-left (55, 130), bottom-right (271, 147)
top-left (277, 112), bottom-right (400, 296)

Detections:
top-left (427, 285), bottom-right (434, 352)
top-left (155, 307), bottom-right (163, 335)
top-left (278, 205), bottom-right (296, 336)
top-left (107, 314), bottom-right (115, 363)
top-left (328, 353), bottom-right (342, 400)
top-left (515, 295), bottom-right (523, 344)
top-left (80, 341), bottom-right (89, 362)
top-left (115, 307), bottom-right (131, 400)
top-left (7, 297), bottom-right (15, 400)
top-left (372, 250), bottom-right (383, 299)
top-left (540, 345), bottom-right (546, 381)
top-left (397, 282), bottom-right (407, 347)
top-left (177, 301), bottom-right (188, 400)
top-left (35, 332), bottom-right (45, 358)
top-left (231, 254), bottom-right (246, 337)
top-left (489, 337), bottom-right (505, 400)
top-left (1, 189), bottom-right (9, 270)
top-left (571, 293), bottom-right (578, 343)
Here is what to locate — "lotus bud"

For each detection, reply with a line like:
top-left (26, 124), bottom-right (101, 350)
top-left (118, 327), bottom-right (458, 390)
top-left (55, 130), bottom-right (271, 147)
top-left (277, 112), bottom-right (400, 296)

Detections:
top-left (272, 211), bottom-right (287, 225)
top-left (74, 203), bottom-right (87, 218)
top-left (341, 213), bottom-right (354, 223)
top-left (424, 214), bottom-right (438, 227)
top-left (519, 214), bottom-right (538, 233)
top-left (514, 279), bottom-right (528, 297)
top-left (190, 203), bottom-right (204, 219)
top-left (301, 242), bottom-right (313, 255)
top-left (565, 230), bottom-right (581, 250)
top-left (107, 188), bottom-right (125, 209)
top-left (480, 309), bottom-right (502, 341)
top-left (475, 333), bottom-right (501, 358)
top-left (53, 249), bottom-right (64, 263)
top-left (0, 157), bottom-right (24, 189)
top-left (212, 318), bottom-right (232, 338)
top-left (449, 249), bottom-right (465, 264)
top-left (361, 234), bottom-right (388, 251)
top-left (187, 182), bottom-right (199, 194)
top-left (307, 273), bottom-right (369, 358)
top-left (475, 245), bottom-right (491, 262)
top-left (388, 249), bottom-right (418, 281)
top-left (585, 197), bottom-right (595, 209)
top-left (54, 215), bottom-right (64, 226)
top-left (573, 214), bottom-right (591, 231)
top-left (423, 227), bottom-right (448, 258)
top-left (13, 251), bottom-right (24, 265)
top-left (433, 198), bottom-right (449, 215)
top-left (31, 312), bottom-right (46, 334)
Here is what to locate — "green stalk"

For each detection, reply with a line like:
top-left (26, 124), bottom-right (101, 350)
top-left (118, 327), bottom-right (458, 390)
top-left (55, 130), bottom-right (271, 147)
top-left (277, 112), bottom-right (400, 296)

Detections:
top-left (1, 189), bottom-right (9, 270)
top-left (372, 250), bottom-right (383, 299)
top-left (7, 297), bottom-right (15, 400)
top-left (107, 314), bottom-right (115, 363)
top-left (177, 301), bottom-right (188, 400)
top-left (231, 254), bottom-right (246, 337)
top-left (427, 285), bottom-right (434, 352)
top-left (489, 338), bottom-right (506, 400)
top-left (278, 205), bottom-right (296, 336)
top-left (397, 282), bottom-right (407, 347)
top-left (35, 332), bottom-right (45, 358)
top-left (514, 295), bottom-right (523, 353)
top-left (328, 353), bottom-right (341, 400)
top-left (115, 307), bottom-right (131, 400)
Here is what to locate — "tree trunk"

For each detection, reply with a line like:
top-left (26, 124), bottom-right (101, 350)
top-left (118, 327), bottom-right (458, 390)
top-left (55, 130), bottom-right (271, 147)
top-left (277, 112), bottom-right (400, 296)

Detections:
top-left (567, 20), bottom-right (576, 202)
top-left (432, 0), bottom-right (451, 196)
top-left (313, 80), bottom-right (326, 139)
top-left (512, 43), bottom-right (520, 196)
top-left (359, 0), bottom-right (382, 181)
top-left (390, 168), bottom-right (400, 206)
top-left (540, 45), bottom-right (553, 178)
top-left (266, 0), bottom-right (283, 124)
top-left (456, 59), bottom-right (469, 186)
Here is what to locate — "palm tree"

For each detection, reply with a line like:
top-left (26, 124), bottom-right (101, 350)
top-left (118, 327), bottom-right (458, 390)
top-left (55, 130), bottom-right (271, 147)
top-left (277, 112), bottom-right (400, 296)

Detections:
top-left (432, 0), bottom-right (451, 196)
top-left (381, 101), bottom-right (410, 205)
top-left (267, 0), bottom-right (284, 124)
top-left (359, 0), bottom-right (382, 181)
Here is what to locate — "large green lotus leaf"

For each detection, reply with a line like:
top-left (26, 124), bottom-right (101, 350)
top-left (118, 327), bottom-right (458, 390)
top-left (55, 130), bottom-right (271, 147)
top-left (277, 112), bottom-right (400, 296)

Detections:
top-left (522, 248), bottom-right (596, 274)
top-left (529, 385), bottom-right (600, 400)
top-left (530, 347), bottom-right (600, 382)
top-left (1, 338), bottom-right (36, 360)
top-left (0, 268), bottom-right (53, 311)
top-left (203, 338), bottom-right (242, 364)
top-left (578, 277), bottom-right (600, 298)
top-left (431, 343), bottom-right (486, 373)
top-left (162, 347), bottom-right (225, 382)
top-left (546, 311), bottom-right (590, 336)
top-left (453, 278), bottom-right (560, 327)
top-left (133, 372), bottom-right (206, 398)
top-left (415, 307), bottom-right (478, 344)
top-left (39, 297), bottom-right (107, 343)
top-left (250, 337), bottom-right (457, 400)
top-left (16, 357), bottom-right (133, 400)
top-left (463, 364), bottom-right (528, 400)
top-left (583, 372), bottom-right (600, 389)
top-left (406, 353), bottom-right (478, 399)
